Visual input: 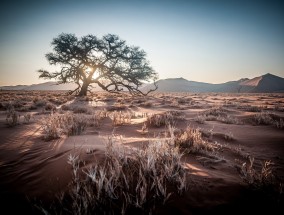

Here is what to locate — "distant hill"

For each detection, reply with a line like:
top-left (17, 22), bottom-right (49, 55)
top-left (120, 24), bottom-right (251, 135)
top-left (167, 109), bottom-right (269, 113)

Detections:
top-left (0, 85), bottom-right (28, 91)
top-left (1, 73), bottom-right (284, 93)
top-left (239, 73), bottom-right (284, 93)
top-left (0, 82), bottom-right (103, 91)
top-left (142, 73), bottom-right (284, 93)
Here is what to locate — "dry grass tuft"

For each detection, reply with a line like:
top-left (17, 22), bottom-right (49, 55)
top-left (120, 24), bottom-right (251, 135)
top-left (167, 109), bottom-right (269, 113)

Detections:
top-left (146, 111), bottom-right (181, 127)
top-left (204, 106), bottom-right (227, 117)
top-left (87, 109), bottom-right (108, 127)
top-left (173, 126), bottom-right (214, 153)
top-left (253, 112), bottom-right (273, 125)
top-left (41, 112), bottom-right (88, 140)
top-left (41, 136), bottom-right (187, 214)
top-left (110, 111), bottom-right (132, 126)
top-left (23, 113), bottom-right (32, 123)
top-left (274, 119), bottom-right (284, 129)
top-left (197, 106), bottom-right (239, 124)
top-left (238, 156), bottom-right (281, 193)
top-left (5, 103), bottom-right (20, 127)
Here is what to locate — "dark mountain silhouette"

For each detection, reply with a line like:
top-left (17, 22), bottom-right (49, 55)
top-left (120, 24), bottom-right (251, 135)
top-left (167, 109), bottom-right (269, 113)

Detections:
top-left (1, 73), bottom-right (284, 93)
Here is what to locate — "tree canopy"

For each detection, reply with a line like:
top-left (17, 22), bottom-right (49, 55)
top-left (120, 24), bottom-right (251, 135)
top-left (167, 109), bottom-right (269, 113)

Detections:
top-left (38, 33), bottom-right (158, 96)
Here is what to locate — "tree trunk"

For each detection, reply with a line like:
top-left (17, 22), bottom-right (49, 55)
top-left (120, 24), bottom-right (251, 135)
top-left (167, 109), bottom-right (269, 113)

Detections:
top-left (78, 81), bottom-right (89, 96)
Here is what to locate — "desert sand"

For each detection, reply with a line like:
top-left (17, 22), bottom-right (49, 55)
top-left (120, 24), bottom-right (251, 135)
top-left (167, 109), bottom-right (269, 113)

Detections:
top-left (0, 91), bottom-right (283, 214)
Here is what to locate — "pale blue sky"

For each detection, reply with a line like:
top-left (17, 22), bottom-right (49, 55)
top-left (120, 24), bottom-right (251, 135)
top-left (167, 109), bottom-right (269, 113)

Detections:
top-left (0, 0), bottom-right (284, 85)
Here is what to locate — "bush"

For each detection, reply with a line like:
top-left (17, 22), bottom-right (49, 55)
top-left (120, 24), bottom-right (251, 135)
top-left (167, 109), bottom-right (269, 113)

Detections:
top-left (238, 156), bottom-right (280, 192)
top-left (34, 100), bottom-right (47, 107)
top-left (45, 102), bottom-right (57, 111)
top-left (40, 136), bottom-right (187, 214)
top-left (253, 112), bottom-right (273, 125)
top-left (146, 111), bottom-right (181, 127)
top-left (110, 111), bottom-right (131, 126)
top-left (6, 103), bottom-right (20, 127)
top-left (41, 112), bottom-right (88, 140)
top-left (173, 126), bottom-right (213, 153)
top-left (204, 106), bottom-right (227, 117)
top-left (6, 110), bottom-right (20, 127)
top-left (23, 113), bottom-right (32, 123)
top-left (87, 109), bottom-right (108, 127)
top-left (274, 119), bottom-right (284, 129)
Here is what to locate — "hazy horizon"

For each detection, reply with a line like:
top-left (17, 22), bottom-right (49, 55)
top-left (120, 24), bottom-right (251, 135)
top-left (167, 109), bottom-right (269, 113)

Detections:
top-left (1, 0), bottom-right (284, 86)
top-left (1, 72), bottom-right (284, 87)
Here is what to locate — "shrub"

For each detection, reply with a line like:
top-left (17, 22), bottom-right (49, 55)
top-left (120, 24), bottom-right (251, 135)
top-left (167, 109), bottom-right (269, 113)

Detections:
top-left (140, 123), bottom-right (148, 135)
top-left (45, 102), bottom-right (57, 111)
top-left (73, 106), bottom-right (93, 114)
top-left (216, 115), bottom-right (239, 124)
top-left (106, 104), bottom-right (127, 111)
top-left (6, 103), bottom-right (20, 127)
top-left (41, 112), bottom-right (88, 140)
top-left (239, 156), bottom-right (276, 190)
top-left (253, 112), bottom-right (273, 125)
top-left (146, 111), bottom-right (180, 127)
top-left (23, 113), bottom-right (32, 123)
top-left (198, 107), bottom-right (239, 124)
top-left (110, 111), bottom-right (131, 126)
top-left (194, 115), bottom-right (206, 124)
top-left (34, 100), bottom-right (47, 107)
top-left (87, 109), bottom-right (108, 127)
top-left (204, 106), bottom-right (227, 117)
top-left (241, 105), bottom-right (262, 112)
top-left (139, 101), bottom-right (152, 107)
top-left (6, 109), bottom-right (20, 127)
top-left (173, 126), bottom-right (214, 153)
top-left (274, 118), bottom-right (284, 129)
top-left (40, 136), bottom-right (187, 214)
top-left (274, 104), bottom-right (284, 112)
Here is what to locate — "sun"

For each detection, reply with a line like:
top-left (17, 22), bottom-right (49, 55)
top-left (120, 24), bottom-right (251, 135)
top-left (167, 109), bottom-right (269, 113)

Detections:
top-left (85, 66), bottom-right (99, 79)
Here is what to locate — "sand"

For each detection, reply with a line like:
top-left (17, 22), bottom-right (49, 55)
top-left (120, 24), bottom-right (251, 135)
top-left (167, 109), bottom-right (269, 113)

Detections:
top-left (0, 91), bottom-right (283, 214)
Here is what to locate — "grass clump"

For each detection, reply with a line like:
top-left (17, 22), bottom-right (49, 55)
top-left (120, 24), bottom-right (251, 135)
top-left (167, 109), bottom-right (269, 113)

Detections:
top-left (173, 126), bottom-right (213, 153)
top-left (238, 156), bottom-right (283, 205)
top-left (23, 113), bottom-right (32, 123)
top-left (146, 111), bottom-right (181, 127)
top-left (199, 107), bottom-right (239, 124)
top-left (110, 111), bottom-right (132, 126)
top-left (88, 109), bottom-right (108, 127)
top-left (6, 103), bottom-right (20, 127)
top-left (41, 112), bottom-right (88, 140)
top-left (274, 119), bottom-right (284, 129)
top-left (239, 157), bottom-right (274, 188)
top-left (41, 136), bottom-right (187, 214)
top-left (253, 112), bottom-right (273, 125)
top-left (204, 106), bottom-right (227, 117)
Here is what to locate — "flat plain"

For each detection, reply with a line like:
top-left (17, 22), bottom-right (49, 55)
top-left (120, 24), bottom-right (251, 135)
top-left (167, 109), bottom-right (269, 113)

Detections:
top-left (0, 91), bottom-right (283, 214)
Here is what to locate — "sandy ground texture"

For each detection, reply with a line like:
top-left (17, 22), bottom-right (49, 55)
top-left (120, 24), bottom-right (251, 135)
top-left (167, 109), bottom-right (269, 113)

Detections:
top-left (0, 91), bottom-right (284, 214)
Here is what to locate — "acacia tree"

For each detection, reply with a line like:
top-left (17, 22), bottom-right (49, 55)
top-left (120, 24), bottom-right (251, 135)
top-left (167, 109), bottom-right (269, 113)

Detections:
top-left (38, 33), bottom-right (158, 96)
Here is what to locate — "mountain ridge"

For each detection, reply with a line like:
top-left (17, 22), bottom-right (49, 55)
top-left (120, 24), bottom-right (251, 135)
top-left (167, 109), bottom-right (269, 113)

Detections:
top-left (1, 73), bottom-right (284, 93)
top-left (143, 73), bottom-right (284, 93)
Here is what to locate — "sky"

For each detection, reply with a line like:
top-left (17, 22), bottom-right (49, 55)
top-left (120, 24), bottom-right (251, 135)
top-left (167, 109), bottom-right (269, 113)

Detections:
top-left (0, 0), bottom-right (284, 86)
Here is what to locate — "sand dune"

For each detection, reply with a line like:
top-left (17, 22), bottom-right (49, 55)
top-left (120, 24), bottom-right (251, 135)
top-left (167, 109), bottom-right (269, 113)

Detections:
top-left (0, 91), bottom-right (283, 214)
top-left (143, 73), bottom-right (284, 93)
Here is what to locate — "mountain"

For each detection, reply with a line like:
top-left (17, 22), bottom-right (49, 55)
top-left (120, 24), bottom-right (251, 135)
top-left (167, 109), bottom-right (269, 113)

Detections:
top-left (0, 82), bottom-right (77, 91)
top-left (0, 82), bottom-right (103, 91)
top-left (1, 73), bottom-right (284, 93)
top-left (145, 78), bottom-right (214, 93)
top-left (0, 85), bottom-right (28, 91)
top-left (142, 73), bottom-right (284, 93)
top-left (239, 73), bottom-right (284, 93)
